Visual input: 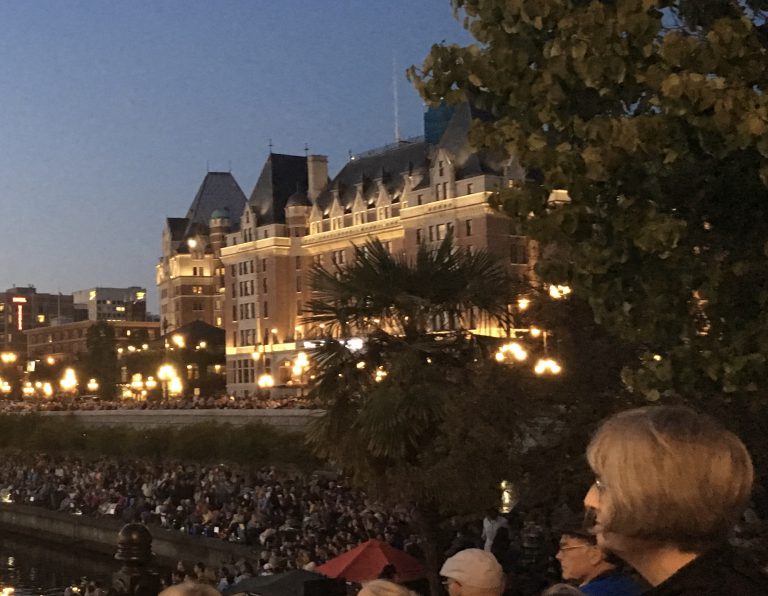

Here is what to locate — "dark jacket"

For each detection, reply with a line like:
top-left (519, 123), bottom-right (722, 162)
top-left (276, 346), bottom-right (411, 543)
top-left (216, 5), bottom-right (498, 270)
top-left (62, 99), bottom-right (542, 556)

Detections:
top-left (581, 570), bottom-right (645, 596)
top-left (645, 545), bottom-right (768, 596)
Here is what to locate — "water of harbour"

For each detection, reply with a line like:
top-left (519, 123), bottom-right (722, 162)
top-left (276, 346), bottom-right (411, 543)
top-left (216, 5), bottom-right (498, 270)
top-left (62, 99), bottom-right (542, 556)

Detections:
top-left (0, 532), bottom-right (118, 596)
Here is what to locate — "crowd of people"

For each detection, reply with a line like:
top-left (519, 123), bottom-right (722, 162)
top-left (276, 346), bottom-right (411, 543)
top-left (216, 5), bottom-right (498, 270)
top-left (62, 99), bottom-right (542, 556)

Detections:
top-left (0, 393), bottom-right (314, 413)
top-left (0, 454), bottom-right (417, 575)
top-left (2, 406), bottom-right (767, 595)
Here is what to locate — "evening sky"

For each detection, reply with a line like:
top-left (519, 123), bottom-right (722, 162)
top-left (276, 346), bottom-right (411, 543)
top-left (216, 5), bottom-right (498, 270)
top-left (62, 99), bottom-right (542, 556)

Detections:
top-left (0, 1), bottom-right (472, 310)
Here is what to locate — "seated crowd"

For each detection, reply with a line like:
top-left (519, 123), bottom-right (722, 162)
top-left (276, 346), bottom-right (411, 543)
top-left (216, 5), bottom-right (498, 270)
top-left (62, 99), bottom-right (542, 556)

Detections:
top-left (0, 455), bottom-right (418, 573)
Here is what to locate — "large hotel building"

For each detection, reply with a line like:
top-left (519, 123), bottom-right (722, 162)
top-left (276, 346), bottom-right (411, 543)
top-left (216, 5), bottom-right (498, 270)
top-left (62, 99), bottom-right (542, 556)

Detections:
top-left (158, 104), bottom-right (537, 397)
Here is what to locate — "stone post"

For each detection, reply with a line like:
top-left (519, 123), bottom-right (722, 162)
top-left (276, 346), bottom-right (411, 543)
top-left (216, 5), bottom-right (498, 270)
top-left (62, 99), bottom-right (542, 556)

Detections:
top-left (112, 523), bottom-right (161, 596)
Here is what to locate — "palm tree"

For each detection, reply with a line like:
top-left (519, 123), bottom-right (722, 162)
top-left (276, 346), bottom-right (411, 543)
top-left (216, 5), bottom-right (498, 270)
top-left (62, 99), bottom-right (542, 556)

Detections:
top-left (303, 234), bottom-right (520, 591)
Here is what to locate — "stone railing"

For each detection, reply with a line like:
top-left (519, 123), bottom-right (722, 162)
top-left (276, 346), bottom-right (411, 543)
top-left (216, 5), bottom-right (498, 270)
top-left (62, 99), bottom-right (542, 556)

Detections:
top-left (34, 408), bottom-right (322, 431)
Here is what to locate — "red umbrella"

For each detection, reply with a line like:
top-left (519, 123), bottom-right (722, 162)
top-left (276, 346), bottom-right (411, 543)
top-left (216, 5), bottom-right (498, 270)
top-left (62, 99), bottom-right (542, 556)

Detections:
top-left (317, 539), bottom-right (425, 583)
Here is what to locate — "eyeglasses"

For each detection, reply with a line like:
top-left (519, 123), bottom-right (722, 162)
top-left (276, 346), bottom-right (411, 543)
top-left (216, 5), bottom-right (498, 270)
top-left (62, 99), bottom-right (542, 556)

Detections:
top-left (594, 478), bottom-right (606, 491)
top-left (441, 578), bottom-right (457, 586)
top-left (558, 544), bottom-right (591, 552)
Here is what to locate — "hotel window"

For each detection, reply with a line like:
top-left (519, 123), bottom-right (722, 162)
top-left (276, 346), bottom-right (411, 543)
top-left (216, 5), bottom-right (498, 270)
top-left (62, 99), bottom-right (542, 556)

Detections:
top-left (439, 160), bottom-right (444, 177)
top-left (250, 260), bottom-right (255, 273)
top-left (263, 301), bottom-right (269, 318)
top-left (466, 183), bottom-right (473, 194)
top-left (436, 223), bottom-right (446, 241)
top-left (417, 194), bottom-right (423, 206)
top-left (511, 242), bottom-right (528, 265)
top-left (416, 228), bottom-right (423, 243)
top-left (261, 259), bottom-right (267, 273)
top-left (429, 226), bottom-right (434, 242)
top-left (435, 185), bottom-right (440, 200)
top-left (295, 256), bottom-right (301, 270)
top-left (296, 276), bottom-right (302, 292)
top-left (230, 265), bottom-right (236, 276)
top-left (465, 219), bottom-right (473, 237)
top-left (262, 278), bottom-right (268, 293)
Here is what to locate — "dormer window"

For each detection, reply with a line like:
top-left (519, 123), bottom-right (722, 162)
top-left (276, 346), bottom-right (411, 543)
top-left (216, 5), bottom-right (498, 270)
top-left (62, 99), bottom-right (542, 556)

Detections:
top-left (439, 161), bottom-right (444, 177)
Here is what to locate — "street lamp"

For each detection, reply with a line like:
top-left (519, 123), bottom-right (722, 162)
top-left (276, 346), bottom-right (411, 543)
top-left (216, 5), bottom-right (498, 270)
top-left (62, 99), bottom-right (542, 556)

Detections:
top-left (60, 368), bottom-right (78, 394)
top-left (0, 353), bottom-right (17, 365)
top-left (257, 373), bottom-right (274, 389)
top-left (86, 378), bottom-right (99, 393)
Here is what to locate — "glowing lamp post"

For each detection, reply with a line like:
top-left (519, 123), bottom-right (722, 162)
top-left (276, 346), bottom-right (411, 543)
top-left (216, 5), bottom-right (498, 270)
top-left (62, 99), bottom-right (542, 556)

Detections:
top-left (0, 353), bottom-right (17, 365)
top-left (157, 365), bottom-right (177, 399)
top-left (534, 358), bottom-right (563, 376)
top-left (86, 378), bottom-right (99, 393)
top-left (60, 368), bottom-right (78, 395)
top-left (168, 376), bottom-right (183, 397)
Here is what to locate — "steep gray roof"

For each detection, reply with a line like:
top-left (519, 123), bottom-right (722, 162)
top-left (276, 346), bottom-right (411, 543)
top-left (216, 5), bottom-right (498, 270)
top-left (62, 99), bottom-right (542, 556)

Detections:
top-left (316, 141), bottom-right (428, 211)
top-left (248, 154), bottom-right (308, 225)
top-left (437, 102), bottom-right (506, 176)
top-left (166, 217), bottom-right (188, 241)
top-left (185, 172), bottom-right (247, 232)
top-left (313, 103), bottom-right (504, 212)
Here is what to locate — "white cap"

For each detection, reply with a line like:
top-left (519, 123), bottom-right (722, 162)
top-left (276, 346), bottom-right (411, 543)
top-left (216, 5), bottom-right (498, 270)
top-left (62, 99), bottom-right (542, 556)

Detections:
top-left (440, 549), bottom-right (504, 589)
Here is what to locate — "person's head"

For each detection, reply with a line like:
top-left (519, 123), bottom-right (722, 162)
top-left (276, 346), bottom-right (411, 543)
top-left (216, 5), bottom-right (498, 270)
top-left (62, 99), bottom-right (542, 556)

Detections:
top-left (555, 527), bottom-right (616, 586)
top-left (358, 579), bottom-right (416, 596)
top-left (159, 582), bottom-right (221, 596)
top-left (440, 548), bottom-right (505, 596)
top-left (584, 406), bottom-right (753, 554)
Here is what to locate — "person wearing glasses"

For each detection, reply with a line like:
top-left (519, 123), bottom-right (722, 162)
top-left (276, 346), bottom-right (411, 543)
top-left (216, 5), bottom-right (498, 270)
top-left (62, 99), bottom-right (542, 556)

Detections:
top-left (555, 522), bottom-right (644, 595)
top-left (584, 406), bottom-right (768, 595)
top-left (440, 548), bottom-right (505, 595)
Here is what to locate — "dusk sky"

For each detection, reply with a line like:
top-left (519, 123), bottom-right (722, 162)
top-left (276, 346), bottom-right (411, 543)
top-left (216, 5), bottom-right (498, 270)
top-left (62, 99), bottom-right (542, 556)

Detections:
top-left (0, 1), bottom-right (472, 311)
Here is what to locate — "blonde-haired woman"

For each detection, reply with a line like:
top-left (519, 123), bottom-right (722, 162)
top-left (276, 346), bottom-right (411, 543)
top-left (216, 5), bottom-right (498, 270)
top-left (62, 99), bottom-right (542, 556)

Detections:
top-left (584, 405), bottom-right (767, 595)
top-left (358, 579), bottom-right (418, 596)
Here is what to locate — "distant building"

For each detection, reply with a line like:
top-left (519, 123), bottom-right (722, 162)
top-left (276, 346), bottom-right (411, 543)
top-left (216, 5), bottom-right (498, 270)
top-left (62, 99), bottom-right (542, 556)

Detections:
top-left (219, 104), bottom-right (536, 397)
top-left (25, 320), bottom-right (161, 361)
top-left (72, 286), bottom-right (147, 322)
top-left (156, 172), bottom-right (247, 335)
top-left (0, 287), bottom-right (74, 356)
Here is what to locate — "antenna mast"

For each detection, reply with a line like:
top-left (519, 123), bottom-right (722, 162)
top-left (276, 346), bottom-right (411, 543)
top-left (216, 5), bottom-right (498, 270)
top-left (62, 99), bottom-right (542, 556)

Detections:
top-left (393, 53), bottom-right (401, 143)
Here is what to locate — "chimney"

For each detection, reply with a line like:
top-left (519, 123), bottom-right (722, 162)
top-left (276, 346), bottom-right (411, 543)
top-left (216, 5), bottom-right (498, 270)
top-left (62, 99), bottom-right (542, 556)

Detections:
top-left (307, 155), bottom-right (328, 201)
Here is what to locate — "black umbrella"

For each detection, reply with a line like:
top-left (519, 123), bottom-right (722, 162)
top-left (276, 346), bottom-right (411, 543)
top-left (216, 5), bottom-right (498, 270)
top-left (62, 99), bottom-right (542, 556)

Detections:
top-left (225, 570), bottom-right (345, 596)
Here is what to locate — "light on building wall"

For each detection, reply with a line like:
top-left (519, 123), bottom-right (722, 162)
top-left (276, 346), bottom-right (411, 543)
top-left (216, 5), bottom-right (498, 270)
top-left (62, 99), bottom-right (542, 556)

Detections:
top-left (42, 383), bottom-right (53, 397)
top-left (529, 326), bottom-right (542, 338)
top-left (172, 334), bottom-right (185, 348)
top-left (46, 356), bottom-right (55, 365)
top-left (0, 353), bottom-right (17, 364)
top-left (517, 298), bottom-right (531, 311)
top-left (187, 238), bottom-right (198, 249)
top-left (145, 377), bottom-right (157, 390)
top-left (86, 378), bottom-right (99, 393)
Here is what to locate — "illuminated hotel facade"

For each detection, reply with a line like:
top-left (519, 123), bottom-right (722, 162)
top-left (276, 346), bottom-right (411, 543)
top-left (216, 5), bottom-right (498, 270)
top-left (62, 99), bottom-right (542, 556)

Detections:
top-left (217, 104), bottom-right (537, 397)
